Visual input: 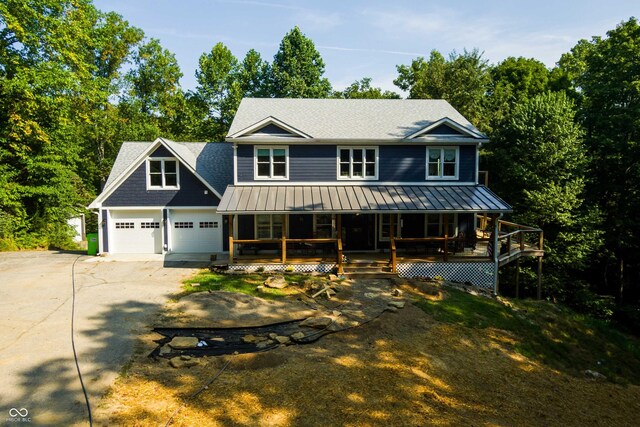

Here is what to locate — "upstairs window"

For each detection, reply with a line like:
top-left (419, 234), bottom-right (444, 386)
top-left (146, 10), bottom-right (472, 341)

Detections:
top-left (338, 147), bottom-right (378, 180)
top-left (255, 147), bottom-right (288, 179)
top-left (427, 147), bottom-right (458, 179)
top-left (148, 159), bottom-right (179, 189)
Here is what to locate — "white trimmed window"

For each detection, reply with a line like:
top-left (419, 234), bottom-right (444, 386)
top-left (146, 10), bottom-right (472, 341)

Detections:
top-left (314, 214), bottom-right (334, 238)
top-left (425, 214), bottom-right (457, 237)
top-left (255, 146), bottom-right (288, 179)
top-left (338, 147), bottom-right (378, 180)
top-left (426, 147), bottom-right (459, 179)
top-left (148, 158), bottom-right (179, 189)
top-left (379, 214), bottom-right (401, 241)
top-left (255, 214), bottom-right (284, 239)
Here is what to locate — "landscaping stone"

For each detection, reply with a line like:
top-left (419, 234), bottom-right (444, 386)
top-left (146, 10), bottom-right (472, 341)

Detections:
top-left (180, 355), bottom-right (192, 361)
top-left (275, 335), bottom-right (290, 344)
top-left (385, 306), bottom-right (399, 313)
top-left (328, 274), bottom-right (340, 281)
top-left (169, 358), bottom-right (183, 368)
top-left (268, 333), bottom-right (278, 339)
top-left (169, 358), bottom-right (199, 368)
top-left (257, 340), bottom-right (275, 349)
top-left (300, 316), bottom-right (333, 328)
top-left (159, 346), bottom-right (171, 355)
top-left (264, 275), bottom-right (288, 289)
top-left (290, 332), bottom-right (305, 341)
top-left (388, 300), bottom-right (405, 309)
top-left (242, 334), bottom-right (258, 343)
top-left (584, 370), bottom-right (607, 381)
top-left (170, 337), bottom-right (199, 348)
top-left (392, 288), bottom-right (403, 296)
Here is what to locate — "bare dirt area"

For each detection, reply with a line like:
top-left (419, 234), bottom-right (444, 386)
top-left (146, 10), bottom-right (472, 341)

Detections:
top-left (91, 277), bottom-right (640, 427)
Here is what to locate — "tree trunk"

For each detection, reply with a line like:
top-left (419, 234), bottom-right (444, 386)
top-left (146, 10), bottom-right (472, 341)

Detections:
top-left (618, 256), bottom-right (624, 304)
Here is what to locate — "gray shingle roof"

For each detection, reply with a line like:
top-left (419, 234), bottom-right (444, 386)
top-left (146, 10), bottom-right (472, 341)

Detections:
top-left (104, 142), bottom-right (150, 189)
top-left (103, 140), bottom-right (233, 197)
top-left (227, 98), bottom-right (485, 140)
top-left (217, 185), bottom-right (511, 214)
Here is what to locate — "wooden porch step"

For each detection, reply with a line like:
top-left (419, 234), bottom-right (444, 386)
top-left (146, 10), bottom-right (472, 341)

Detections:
top-left (342, 261), bottom-right (394, 278)
top-left (344, 271), bottom-right (398, 279)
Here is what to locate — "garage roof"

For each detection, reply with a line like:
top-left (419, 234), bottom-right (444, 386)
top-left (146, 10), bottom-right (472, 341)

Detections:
top-left (103, 139), bottom-right (232, 196)
top-left (90, 139), bottom-right (233, 209)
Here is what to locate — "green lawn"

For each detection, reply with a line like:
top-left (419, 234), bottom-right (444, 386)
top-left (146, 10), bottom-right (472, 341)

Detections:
top-left (178, 270), bottom-right (309, 300)
top-left (414, 288), bottom-right (640, 384)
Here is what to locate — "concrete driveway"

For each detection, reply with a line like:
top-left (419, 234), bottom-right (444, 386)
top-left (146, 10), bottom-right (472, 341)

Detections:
top-left (0, 251), bottom-right (199, 425)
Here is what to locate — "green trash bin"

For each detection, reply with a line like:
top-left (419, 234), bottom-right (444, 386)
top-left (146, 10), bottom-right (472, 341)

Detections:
top-left (87, 233), bottom-right (98, 256)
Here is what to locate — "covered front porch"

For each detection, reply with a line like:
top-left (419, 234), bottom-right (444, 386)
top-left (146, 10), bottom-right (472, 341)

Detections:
top-left (216, 184), bottom-right (541, 290)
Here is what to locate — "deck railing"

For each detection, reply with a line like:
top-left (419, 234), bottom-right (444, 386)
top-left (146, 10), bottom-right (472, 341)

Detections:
top-left (229, 236), bottom-right (343, 272)
top-left (495, 221), bottom-right (544, 266)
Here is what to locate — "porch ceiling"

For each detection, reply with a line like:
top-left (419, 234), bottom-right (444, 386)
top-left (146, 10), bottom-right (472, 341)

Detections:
top-left (217, 185), bottom-right (511, 214)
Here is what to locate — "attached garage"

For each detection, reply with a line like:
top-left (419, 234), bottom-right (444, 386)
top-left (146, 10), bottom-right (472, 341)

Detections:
top-left (170, 209), bottom-right (223, 253)
top-left (110, 210), bottom-right (163, 254)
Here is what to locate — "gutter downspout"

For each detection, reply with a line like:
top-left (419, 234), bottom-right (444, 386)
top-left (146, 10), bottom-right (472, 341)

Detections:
top-left (493, 213), bottom-right (503, 295)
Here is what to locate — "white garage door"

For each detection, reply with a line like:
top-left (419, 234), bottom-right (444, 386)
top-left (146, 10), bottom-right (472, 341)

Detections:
top-left (110, 210), bottom-right (162, 254)
top-left (170, 210), bottom-right (222, 253)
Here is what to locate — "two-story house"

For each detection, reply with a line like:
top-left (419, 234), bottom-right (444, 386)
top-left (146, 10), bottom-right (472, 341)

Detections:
top-left (90, 98), bottom-right (543, 291)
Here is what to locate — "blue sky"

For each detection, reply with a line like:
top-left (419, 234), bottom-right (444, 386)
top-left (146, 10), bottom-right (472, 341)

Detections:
top-left (94, 0), bottom-right (638, 93)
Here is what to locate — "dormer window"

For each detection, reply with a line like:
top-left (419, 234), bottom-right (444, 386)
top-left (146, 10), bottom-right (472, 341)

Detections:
top-left (426, 147), bottom-right (459, 180)
top-left (255, 146), bottom-right (288, 180)
top-left (147, 158), bottom-right (179, 189)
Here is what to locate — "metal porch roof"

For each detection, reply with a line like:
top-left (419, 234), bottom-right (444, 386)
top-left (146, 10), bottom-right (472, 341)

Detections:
top-left (217, 185), bottom-right (511, 214)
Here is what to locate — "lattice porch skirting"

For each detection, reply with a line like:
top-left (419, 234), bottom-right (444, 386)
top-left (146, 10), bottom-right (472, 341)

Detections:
top-left (229, 263), bottom-right (337, 274)
top-left (397, 262), bottom-right (495, 289)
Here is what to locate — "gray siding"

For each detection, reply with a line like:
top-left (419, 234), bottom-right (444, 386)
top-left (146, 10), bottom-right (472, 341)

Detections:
top-left (104, 162), bottom-right (220, 207)
top-left (237, 144), bottom-right (335, 182)
top-left (101, 209), bottom-right (109, 252)
top-left (237, 143), bottom-right (477, 183)
top-left (163, 209), bottom-right (169, 248)
top-left (223, 216), bottom-right (229, 251)
top-left (150, 145), bottom-right (173, 158)
top-left (426, 124), bottom-right (464, 135)
top-left (378, 145), bottom-right (425, 181)
top-left (236, 144), bottom-right (254, 182)
top-left (459, 145), bottom-right (476, 182)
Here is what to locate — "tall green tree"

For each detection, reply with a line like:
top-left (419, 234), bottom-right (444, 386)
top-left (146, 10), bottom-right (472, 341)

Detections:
top-left (120, 38), bottom-right (187, 142)
top-left (192, 44), bottom-right (270, 141)
top-left (0, 0), bottom-right (144, 247)
top-left (488, 91), bottom-right (601, 301)
top-left (574, 18), bottom-right (640, 301)
top-left (395, 49), bottom-right (489, 125)
top-left (269, 26), bottom-right (332, 98)
top-left (485, 57), bottom-right (551, 131)
top-left (332, 77), bottom-right (400, 99)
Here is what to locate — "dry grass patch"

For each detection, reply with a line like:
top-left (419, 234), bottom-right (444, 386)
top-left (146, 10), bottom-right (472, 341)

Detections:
top-left (91, 281), bottom-right (640, 426)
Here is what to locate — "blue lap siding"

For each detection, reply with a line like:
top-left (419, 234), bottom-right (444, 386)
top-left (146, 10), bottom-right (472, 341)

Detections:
top-left (104, 162), bottom-right (220, 207)
top-left (236, 144), bottom-right (476, 183)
